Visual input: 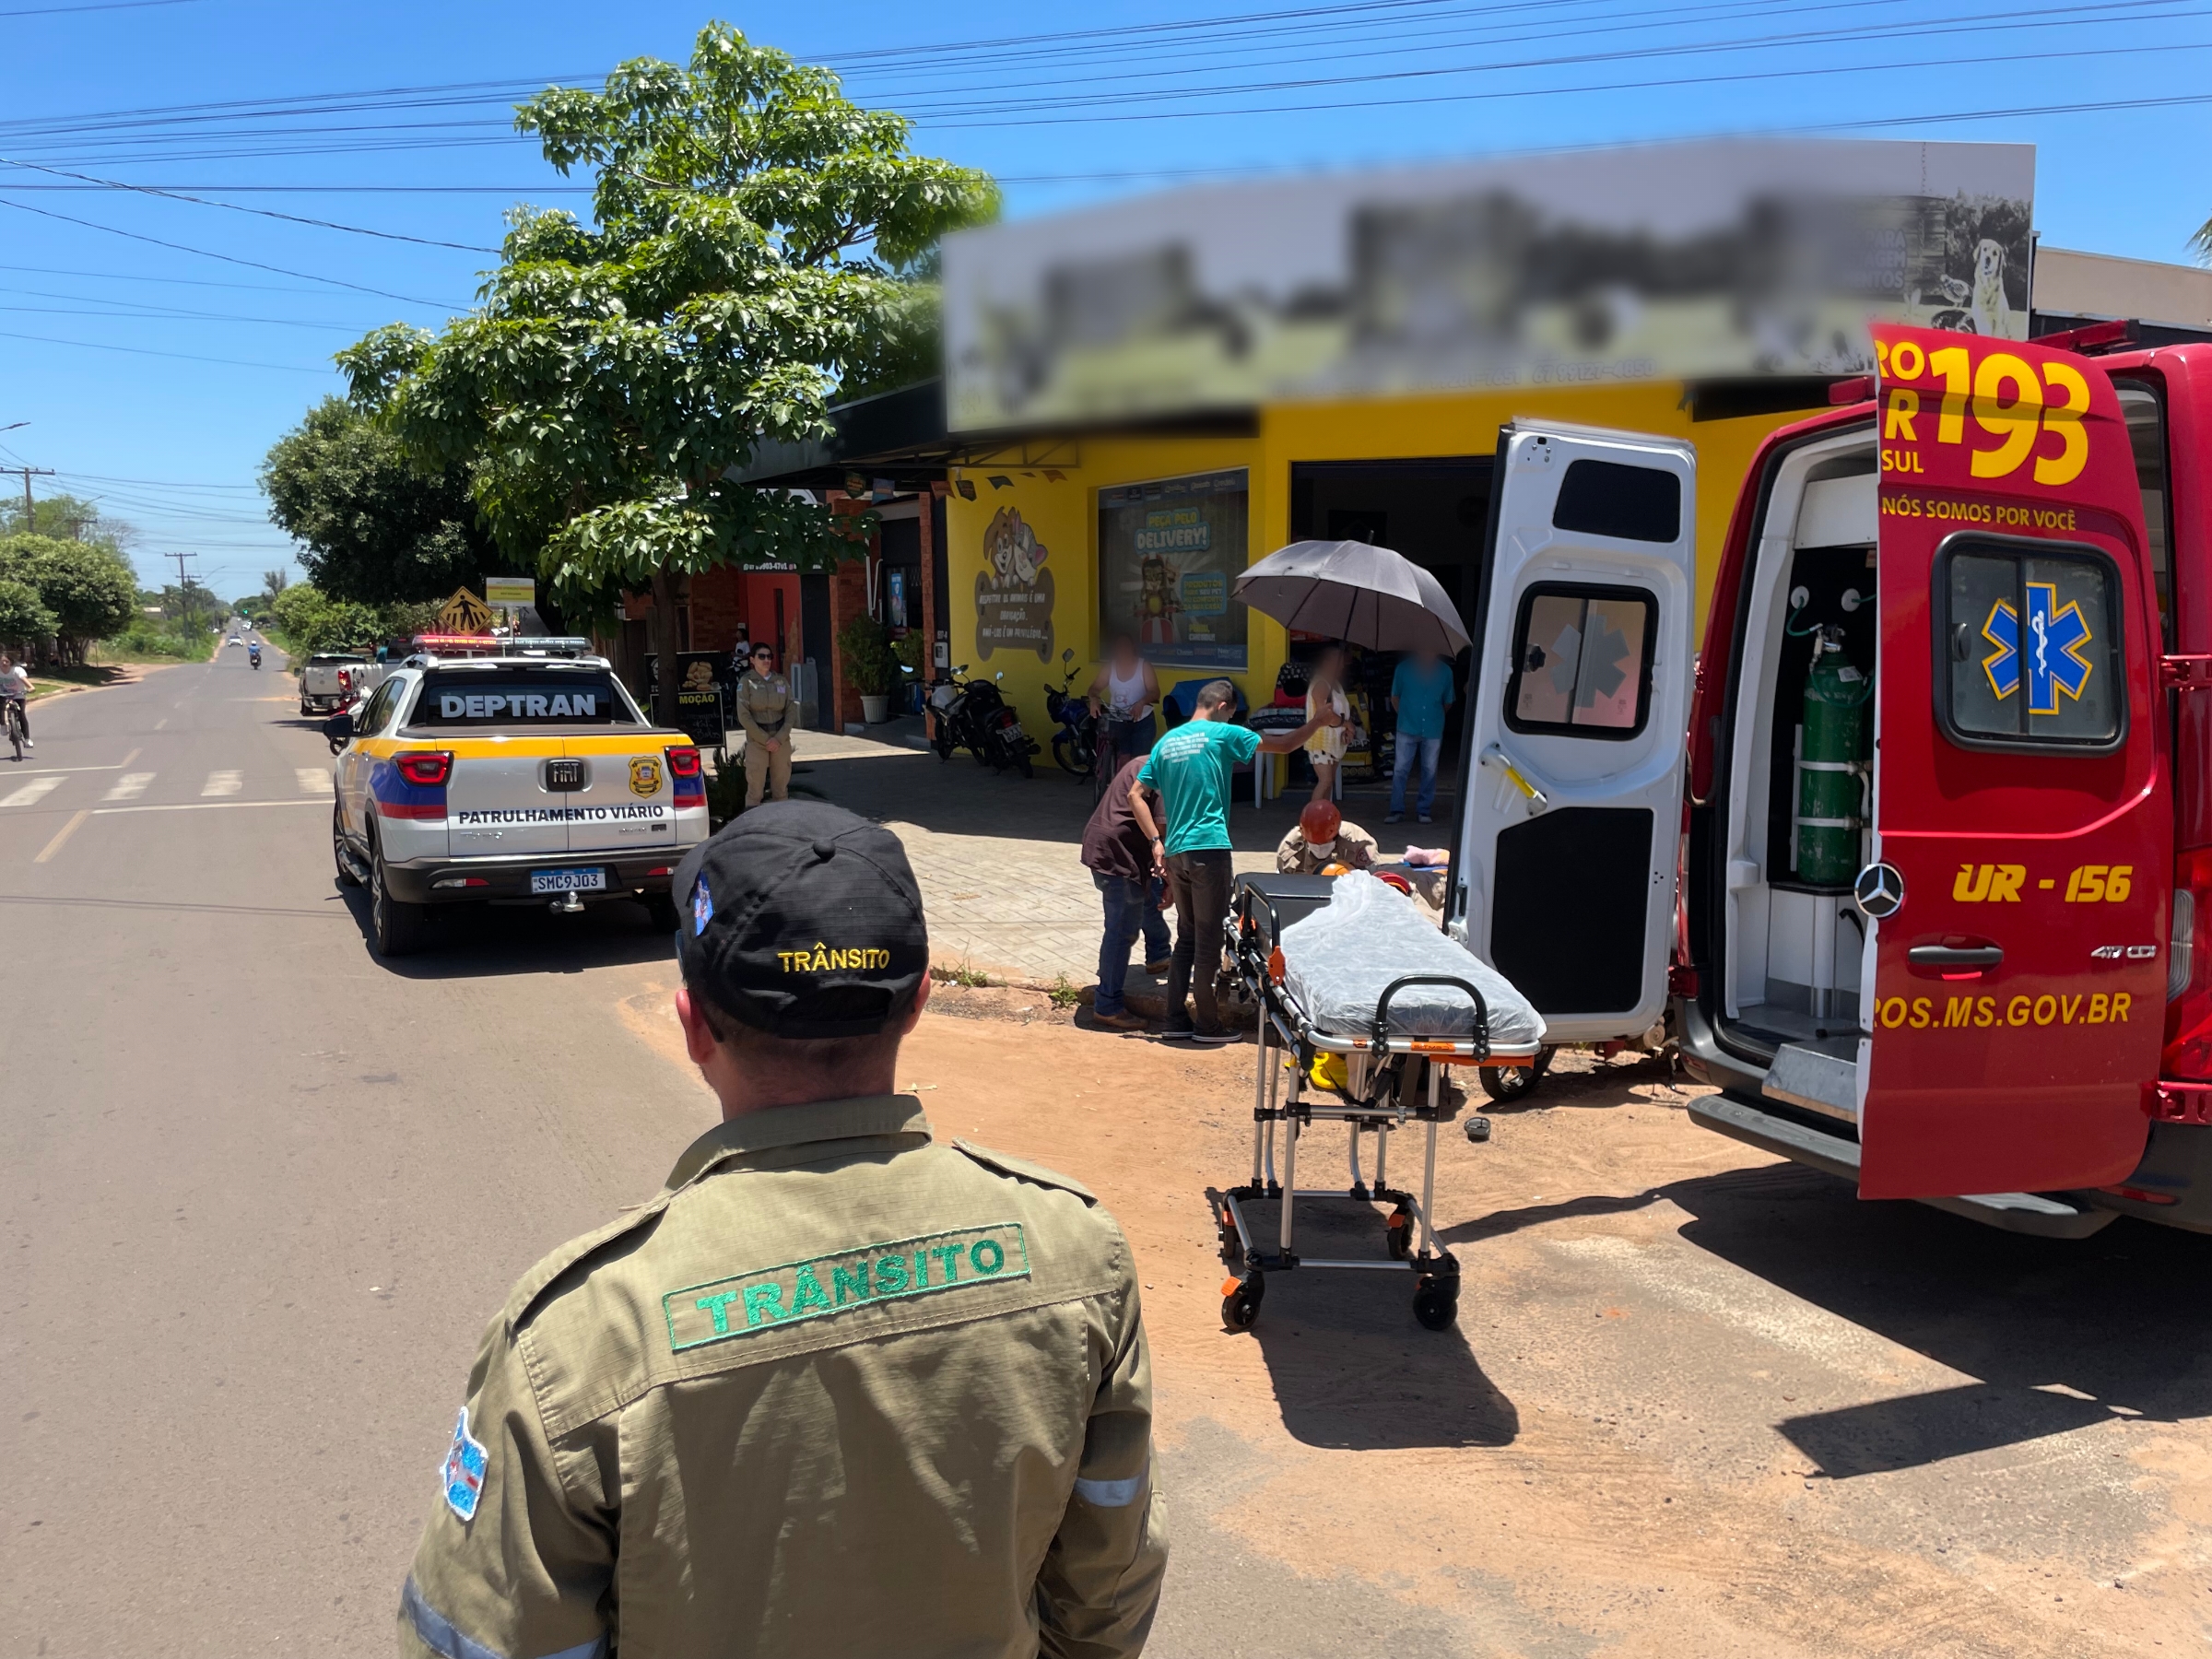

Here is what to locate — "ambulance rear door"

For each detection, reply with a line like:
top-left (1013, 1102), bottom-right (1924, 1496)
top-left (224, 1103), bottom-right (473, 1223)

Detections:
top-left (1451, 421), bottom-right (1697, 1043)
top-left (1858, 324), bottom-right (2167, 1199)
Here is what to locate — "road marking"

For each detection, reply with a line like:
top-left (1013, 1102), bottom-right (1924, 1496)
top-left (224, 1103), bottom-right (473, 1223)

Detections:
top-left (296, 768), bottom-right (331, 795)
top-left (154, 718), bottom-right (168, 730)
top-left (0, 747), bottom-right (141, 779)
top-left (202, 770), bottom-right (241, 797)
top-left (33, 809), bottom-right (89, 864)
top-left (1, 776), bottom-right (65, 808)
top-left (91, 799), bottom-right (326, 816)
top-left (104, 772), bottom-right (155, 802)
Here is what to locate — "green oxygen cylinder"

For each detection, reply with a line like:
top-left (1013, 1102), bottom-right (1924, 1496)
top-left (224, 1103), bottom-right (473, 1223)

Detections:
top-left (1795, 627), bottom-right (1870, 886)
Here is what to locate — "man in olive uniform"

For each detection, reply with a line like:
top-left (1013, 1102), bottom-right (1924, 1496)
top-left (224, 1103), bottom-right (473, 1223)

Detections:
top-left (398, 801), bottom-right (1167, 1659)
top-left (735, 641), bottom-right (794, 807)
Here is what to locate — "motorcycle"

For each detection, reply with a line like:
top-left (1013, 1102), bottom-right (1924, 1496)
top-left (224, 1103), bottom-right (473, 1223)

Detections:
top-left (248, 648), bottom-right (262, 670)
top-left (924, 663), bottom-right (1037, 779)
top-left (1043, 649), bottom-right (1100, 787)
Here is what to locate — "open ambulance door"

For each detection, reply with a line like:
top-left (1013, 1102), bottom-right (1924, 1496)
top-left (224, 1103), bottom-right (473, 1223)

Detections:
top-left (1451, 421), bottom-right (1696, 1044)
top-left (1858, 324), bottom-right (2166, 1199)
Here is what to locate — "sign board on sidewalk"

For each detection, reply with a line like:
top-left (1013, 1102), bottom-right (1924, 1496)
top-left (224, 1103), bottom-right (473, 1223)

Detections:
top-left (646, 651), bottom-right (729, 748)
top-left (484, 576), bottom-right (535, 607)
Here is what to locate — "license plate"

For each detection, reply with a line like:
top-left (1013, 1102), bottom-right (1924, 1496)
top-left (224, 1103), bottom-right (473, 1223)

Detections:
top-left (531, 867), bottom-right (606, 894)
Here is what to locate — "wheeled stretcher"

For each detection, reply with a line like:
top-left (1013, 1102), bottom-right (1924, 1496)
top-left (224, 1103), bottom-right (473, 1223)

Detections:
top-left (1212, 873), bottom-right (1546, 1332)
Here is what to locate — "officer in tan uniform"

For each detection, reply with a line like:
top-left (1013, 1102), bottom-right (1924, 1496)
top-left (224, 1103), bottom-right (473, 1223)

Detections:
top-left (735, 641), bottom-right (794, 807)
top-left (398, 800), bottom-right (1167, 1659)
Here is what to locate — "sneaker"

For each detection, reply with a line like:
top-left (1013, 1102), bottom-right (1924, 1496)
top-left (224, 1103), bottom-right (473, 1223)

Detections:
top-left (1143, 959), bottom-right (1171, 976)
top-left (1162, 1025), bottom-right (1198, 1041)
top-left (1091, 1009), bottom-right (1146, 1031)
top-left (1384, 811), bottom-right (1404, 823)
top-left (1417, 813), bottom-right (1432, 824)
top-left (1190, 1029), bottom-right (1239, 1045)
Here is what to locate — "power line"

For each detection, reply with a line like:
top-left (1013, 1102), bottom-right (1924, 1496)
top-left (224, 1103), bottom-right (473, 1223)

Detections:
top-left (0, 327), bottom-right (334, 373)
top-left (0, 157), bottom-right (500, 250)
top-left (0, 0), bottom-right (200, 16)
top-left (0, 195), bottom-right (462, 309)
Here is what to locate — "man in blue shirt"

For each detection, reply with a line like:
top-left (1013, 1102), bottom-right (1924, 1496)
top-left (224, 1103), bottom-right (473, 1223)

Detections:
top-left (1387, 651), bottom-right (1456, 824)
top-left (1130, 681), bottom-right (1321, 1041)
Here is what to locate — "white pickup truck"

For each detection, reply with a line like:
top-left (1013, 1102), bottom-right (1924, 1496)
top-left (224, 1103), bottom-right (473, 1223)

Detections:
top-left (297, 653), bottom-right (383, 716)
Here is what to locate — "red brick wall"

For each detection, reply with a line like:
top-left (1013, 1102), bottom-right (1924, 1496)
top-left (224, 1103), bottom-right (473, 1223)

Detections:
top-left (687, 566), bottom-right (746, 653)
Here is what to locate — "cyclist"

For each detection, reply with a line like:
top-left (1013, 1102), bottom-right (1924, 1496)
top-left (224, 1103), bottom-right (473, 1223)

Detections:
top-left (0, 653), bottom-right (31, 752)
top-left (1087, 631), bottom-right (1159, 774)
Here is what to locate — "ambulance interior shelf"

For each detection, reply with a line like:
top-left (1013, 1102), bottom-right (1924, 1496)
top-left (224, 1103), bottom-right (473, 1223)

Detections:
top-left (1725, 454), bottom-right (1879, 1046)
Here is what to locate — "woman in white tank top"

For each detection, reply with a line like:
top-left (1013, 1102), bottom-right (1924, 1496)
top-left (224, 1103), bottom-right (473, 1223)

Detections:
top-left (1088, 633), bottom-right (1160, 763)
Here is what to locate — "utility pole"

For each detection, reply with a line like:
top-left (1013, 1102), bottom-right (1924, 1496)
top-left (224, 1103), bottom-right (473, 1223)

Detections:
top-left (166, 550), bottom-right (199, 630)
top-left (5, 464), bottom-right (54, 532)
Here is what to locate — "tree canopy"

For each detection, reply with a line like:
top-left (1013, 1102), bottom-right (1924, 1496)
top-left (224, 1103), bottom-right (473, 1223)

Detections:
top-left (337, 23), bottom-right (996, 718)
top-left (262, 397), bottom-right (491, 606)
top-left (0, 577), bottom-right (54, 651)
top-left (0, 534), bottom-right (138, 663)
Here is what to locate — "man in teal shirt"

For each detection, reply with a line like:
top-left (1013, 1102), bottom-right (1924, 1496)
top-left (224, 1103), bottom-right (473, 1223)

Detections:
top-left (1387, 650), bottom-right (1456, 824)
top-left (1130, 681), bottom-right (1321, 1041)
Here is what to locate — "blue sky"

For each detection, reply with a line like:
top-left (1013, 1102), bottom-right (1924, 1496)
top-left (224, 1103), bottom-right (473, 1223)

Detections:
top-left (2, 0), bottom-right (2206, 596)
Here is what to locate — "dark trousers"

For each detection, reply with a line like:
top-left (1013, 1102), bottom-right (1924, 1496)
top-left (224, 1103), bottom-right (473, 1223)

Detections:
top-left (1164, 848), bottom-right (1234, 1033)
top-left (1093, 871), bottom-right (1173, 1017)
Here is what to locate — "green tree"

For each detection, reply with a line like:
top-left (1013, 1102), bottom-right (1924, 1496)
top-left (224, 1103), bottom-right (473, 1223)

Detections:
top-left (0, 534), bottom-right (138, 664)
top-left (0, 491), bottom-right (116, 543)
top-left (263, 568), bottom-right (289, 599)
top-left (0, 577), bottom-right (55, 650)
top-left (338, 23), bottom-right (995, 722)
top-left (262, 398), bottom-right (490, 605)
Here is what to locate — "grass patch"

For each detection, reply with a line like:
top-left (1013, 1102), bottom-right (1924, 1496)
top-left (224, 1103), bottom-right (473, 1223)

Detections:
top-left (1047, 972), bottom-right (1082, 1010)
top-left (932, 959), bottom-right (992, 988)
top-left (93, 623), bottom-right (212, 664)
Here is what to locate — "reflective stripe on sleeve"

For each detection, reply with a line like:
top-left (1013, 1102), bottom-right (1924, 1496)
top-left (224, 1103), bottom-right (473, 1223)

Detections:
top-left (1074, 1473), bottom-right (1146, 1508)
top-left (400, 1576), bottom-right (607, 1659)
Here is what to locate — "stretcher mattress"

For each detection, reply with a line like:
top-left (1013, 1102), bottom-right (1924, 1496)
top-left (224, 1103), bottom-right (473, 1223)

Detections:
top-left (1279, 870), bottom-right (1547, 1048)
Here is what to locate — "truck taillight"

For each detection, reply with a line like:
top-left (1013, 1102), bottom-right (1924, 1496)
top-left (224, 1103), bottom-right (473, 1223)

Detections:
top-left (2159, 850), bottom-right (2212, 1079)
top-left (396, 750), bottom-right (453, 787)
top-left (665, 745), bottom-right (701, 779)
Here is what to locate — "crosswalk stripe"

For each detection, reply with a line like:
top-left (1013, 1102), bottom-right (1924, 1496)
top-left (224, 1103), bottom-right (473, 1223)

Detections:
top-left (2, 775), bottom-right (65, 808)
top-left (296, 768), bottom-right (331, 795)
top-left (202, 770), bottom-right (241, 797)
top-left (105, 772), bottom-right (155, 802)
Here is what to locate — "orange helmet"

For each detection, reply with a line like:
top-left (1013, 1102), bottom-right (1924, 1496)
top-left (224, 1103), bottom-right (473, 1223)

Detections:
top-left (1300, 799), bottom-right (1342, 844)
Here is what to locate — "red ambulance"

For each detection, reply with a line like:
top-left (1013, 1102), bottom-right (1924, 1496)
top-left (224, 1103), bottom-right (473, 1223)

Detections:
top-left (1450, 323), bottom-right (2208, 1237)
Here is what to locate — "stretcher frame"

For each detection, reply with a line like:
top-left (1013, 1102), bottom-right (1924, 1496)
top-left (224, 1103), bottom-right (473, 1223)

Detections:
top-left (1212, 884), bottom-right (1542, 1332)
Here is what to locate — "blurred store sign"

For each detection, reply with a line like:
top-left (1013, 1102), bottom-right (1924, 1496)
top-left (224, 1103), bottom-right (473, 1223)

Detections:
top-left (944, 139), bottom-right (2033, 431)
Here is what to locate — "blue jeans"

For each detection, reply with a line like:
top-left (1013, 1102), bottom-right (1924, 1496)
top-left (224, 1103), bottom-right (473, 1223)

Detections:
top-left (1391, 734), bottom-right (1442, 817)
top-left (1094, 870), bottom-right (1172, 1016)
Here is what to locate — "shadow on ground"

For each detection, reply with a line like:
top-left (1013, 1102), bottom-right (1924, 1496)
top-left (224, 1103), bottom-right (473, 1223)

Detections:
top-left (1213, 1191), bottom-right (1520, 1450)
top-left (334, 880), bottom-right (676, 978)
top-left (1661, 1159), bottom-right (2212, 1476)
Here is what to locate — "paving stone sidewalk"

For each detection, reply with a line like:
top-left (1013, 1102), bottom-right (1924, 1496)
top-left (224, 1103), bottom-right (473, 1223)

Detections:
top-left (751, 727), bottom-right (1459, 992)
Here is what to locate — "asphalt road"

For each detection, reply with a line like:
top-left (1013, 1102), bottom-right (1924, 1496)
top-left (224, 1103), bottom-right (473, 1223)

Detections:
top-left (1, 647), bottom-right (712, 1656)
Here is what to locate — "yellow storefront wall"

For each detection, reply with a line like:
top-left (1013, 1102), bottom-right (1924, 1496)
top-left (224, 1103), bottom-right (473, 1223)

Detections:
top-left (945, 380), bottom-right (1805, 727)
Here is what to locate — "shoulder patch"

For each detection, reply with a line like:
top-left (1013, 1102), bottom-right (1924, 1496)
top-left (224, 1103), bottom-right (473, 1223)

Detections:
top-left (502, 1199), bottom-right (670, 1334)
top-left (952, 1139), bottom-right (1097, 1203)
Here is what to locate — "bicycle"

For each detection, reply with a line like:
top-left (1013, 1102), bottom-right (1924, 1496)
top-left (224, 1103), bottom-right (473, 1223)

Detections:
top-left (2, 696), bottom-right (26, 762)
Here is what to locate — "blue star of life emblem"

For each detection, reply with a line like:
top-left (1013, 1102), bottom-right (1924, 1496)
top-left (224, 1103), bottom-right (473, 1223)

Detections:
top-left (441, 1406), bottom-right (488, 1523)
top-left (1982, 582), bottom-right (2094, 716)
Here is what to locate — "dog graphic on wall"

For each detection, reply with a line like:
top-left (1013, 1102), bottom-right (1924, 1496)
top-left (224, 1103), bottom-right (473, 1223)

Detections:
top-left (975, 506), bottom-right (1054, 661)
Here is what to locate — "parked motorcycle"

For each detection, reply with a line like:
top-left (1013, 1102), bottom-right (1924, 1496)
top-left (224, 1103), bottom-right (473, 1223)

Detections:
top-left (925, 663), bottom-right (1037, 778)
top-left (1043, 649), bottom-right (1100, 787)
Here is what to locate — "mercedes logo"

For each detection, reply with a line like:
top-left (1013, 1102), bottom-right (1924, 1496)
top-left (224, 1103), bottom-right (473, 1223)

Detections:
top-left (1853, 862), bottom-right (1905, 919)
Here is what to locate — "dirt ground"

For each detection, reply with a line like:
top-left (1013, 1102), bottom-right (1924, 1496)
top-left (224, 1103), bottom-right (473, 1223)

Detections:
top-left (618, 975), bottom-right (2212, 1659)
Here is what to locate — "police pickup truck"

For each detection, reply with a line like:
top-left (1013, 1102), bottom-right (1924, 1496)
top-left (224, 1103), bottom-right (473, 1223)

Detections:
top-left (324, 652), bottom-right (707, 956)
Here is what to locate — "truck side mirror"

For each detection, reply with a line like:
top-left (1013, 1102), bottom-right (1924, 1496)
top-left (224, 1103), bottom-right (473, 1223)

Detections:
top-left (322, 712), bottom-right (354, 753)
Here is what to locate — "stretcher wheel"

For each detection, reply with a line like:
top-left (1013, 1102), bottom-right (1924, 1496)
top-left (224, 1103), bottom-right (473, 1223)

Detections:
top-left (1221, 1274), bottom-right (1265, 1331)
top-left (1412, 1279), bottom-right (1458, 1332)
top-left (1385, 1206), bottom-right (1414, 1259)
top-left (1478, 1045), bottom-right (1556, 1103)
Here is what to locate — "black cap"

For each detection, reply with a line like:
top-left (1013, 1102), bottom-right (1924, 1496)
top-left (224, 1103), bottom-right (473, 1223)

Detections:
top-left (671, 801), bottom-right (929, 1039)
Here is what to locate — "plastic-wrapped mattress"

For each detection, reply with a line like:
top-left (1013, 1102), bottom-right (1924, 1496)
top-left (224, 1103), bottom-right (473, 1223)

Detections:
top-left (1279, 870), bottom-right (1547, 1049)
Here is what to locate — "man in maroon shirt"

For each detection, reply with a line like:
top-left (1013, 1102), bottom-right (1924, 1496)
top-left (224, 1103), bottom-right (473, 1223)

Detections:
top-left (1080, 756), bottom-right (1173, 1030)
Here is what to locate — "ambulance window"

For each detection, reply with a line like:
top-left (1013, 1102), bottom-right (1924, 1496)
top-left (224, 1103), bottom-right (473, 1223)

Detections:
top-left (1505, 583), bottom-right (1656, 739)
top-left (2112, 380), bottom-right (2171, 651)
top-left (1552, 460), bottom-right (1680, 544)
top-left (1938, 538), bottom-right (2124, 753)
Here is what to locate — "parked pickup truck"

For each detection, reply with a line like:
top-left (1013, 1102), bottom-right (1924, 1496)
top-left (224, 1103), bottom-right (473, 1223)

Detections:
top-left (298, 652), bottom-right (372, 716)
top-left (323, 653), bottom-right (708, 957)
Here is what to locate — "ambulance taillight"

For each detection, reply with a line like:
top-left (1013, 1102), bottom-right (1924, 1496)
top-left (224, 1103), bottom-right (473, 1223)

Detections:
top-left (2159, 848), bottom-right (2212, 1079)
